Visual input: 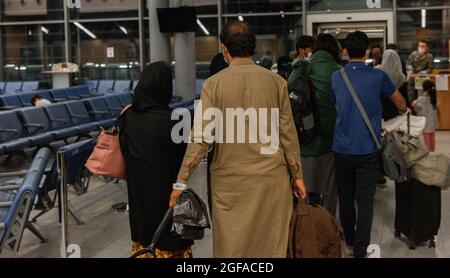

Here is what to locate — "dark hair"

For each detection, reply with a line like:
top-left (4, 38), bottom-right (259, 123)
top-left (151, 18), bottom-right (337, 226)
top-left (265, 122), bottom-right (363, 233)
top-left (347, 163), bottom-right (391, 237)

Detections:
top-left (313, 33), bottom-right (341, 62)
top-left (31, 95), bottom-right (43, 104)
top-left (220, 20), bottom-right (256, 58)
top-left (371, 45), bottom-right (382, 50)
top-left (423, 80), bottom-right (437, 109)
top-left (209, 53), bottom-right (228, 77)
top-left (387, 43), bottom-right (398, 51)
top-left (345, 31), bottom-right (370, 59)
top-left (419, 39), bottom-right (430, 46)
top-left (295, 35), bottom-right (315, 53)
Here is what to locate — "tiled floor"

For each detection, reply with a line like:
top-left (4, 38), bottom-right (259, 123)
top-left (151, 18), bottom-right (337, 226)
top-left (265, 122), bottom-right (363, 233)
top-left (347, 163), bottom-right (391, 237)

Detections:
top-left (0, 132), bottom-right (449, 258)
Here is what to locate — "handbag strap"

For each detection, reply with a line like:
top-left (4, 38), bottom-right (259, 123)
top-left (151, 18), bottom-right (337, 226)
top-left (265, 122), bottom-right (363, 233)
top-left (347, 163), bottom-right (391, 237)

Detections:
top-left (340, 69), bottom-right (381, 150)
top-left (113, 104), bottom-right (132, 128)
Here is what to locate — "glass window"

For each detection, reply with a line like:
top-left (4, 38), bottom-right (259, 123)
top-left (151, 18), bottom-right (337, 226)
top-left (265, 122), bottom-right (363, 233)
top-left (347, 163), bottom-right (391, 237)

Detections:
top-left (397, 0), bottom-right (450, 8)
top-left (223, 0), bottom-right (302, 14)
top-left (308, 0), bottom-right (392, 11)
top-left (1, 24), bottom-right (65, 87)
top-left (0, 0), bottom-right (64, 22)
top-left (195, 17), bottom-right (220, 62)
top-left (71, 20), bottom-right (141, 82)
top-left (223, 14), bottom-right (303, 63)
top-left (397, 9), bottom-right (450, 69)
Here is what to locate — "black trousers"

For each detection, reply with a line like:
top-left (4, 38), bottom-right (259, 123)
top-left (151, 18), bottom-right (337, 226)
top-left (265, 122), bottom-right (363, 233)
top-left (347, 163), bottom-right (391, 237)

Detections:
top-left (335, 152), bottom-right (381, 258)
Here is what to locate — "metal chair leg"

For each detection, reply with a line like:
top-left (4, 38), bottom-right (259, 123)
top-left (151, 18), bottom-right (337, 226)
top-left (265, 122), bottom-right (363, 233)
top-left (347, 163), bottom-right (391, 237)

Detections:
top-left (25, 222), bottom-right (48, 244)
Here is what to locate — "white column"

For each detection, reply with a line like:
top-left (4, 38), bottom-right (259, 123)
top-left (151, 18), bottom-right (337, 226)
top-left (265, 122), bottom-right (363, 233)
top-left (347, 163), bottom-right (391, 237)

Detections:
top-left (148, 0), bottom-right (170, 62)
top-left (173, 0), bottom-right (196, 101)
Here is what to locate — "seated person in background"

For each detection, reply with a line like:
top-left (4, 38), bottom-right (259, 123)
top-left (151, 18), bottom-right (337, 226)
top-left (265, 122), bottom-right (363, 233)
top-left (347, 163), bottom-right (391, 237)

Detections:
top-left (31, 95), bottom-right (52, 107)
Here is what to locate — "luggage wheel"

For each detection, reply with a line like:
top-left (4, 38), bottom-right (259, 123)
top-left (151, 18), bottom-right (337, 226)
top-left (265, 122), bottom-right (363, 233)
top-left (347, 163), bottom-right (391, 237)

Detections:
top-left (429, 240), bottom-right (436, 249)
top-left (408, 240), bottom-right (417, 250)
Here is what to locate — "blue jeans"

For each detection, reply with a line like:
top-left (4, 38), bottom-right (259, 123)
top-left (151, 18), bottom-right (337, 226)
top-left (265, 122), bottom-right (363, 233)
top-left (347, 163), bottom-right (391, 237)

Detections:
top-left (335, 152), bottom-right (380, 258)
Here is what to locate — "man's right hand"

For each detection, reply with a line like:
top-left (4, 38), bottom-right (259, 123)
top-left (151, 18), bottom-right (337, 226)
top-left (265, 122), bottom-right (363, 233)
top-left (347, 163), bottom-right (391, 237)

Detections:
top-left (293, 179), bottom-right (307, 199)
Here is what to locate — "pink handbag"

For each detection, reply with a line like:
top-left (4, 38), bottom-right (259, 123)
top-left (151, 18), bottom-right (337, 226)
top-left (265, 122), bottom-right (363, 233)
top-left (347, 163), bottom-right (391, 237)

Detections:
top-left (85, 105), bottom-right (132, 180)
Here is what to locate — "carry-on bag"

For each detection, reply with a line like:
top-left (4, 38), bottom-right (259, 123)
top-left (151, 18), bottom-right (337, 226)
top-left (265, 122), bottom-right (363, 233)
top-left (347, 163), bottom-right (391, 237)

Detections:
top-left (394, 111), bottom-right (441, 250)
top-left (85, 105), bottom-right (131, 180)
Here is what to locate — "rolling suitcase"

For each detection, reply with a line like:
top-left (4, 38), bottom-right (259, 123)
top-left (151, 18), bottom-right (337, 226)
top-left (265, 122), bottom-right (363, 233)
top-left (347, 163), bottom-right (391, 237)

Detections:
top-left (393, 112), bottom-right (441, 250)
top-left (394, 180), bottom-right (441, 249)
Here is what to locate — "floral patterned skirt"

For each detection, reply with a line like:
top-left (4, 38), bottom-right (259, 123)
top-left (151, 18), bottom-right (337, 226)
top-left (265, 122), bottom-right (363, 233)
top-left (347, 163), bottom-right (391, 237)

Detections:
top-left (132, 242), bottom-right (193, 259)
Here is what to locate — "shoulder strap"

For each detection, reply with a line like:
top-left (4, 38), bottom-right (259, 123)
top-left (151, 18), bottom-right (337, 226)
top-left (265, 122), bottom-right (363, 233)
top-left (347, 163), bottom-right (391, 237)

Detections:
top-left (340, 69), bottom-right (381, 149)
top-left (114, 105), bottom-right (132, 128)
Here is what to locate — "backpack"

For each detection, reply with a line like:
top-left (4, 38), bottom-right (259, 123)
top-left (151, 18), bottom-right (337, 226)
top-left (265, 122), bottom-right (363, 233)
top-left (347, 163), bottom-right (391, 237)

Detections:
top-left (288, 198), bottom-right (342, 258)
top-left (288, 66), bottom-right (320, 145)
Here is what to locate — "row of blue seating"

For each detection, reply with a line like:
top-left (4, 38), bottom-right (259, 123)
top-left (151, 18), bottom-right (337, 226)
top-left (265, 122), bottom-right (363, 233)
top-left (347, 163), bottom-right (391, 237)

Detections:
top-left (0, 85), bottom-right (94, 111)
top-left (0, 81), bottom-right (39, 95)
top-left (0, 147), bottom-right (51, 256)
top-left (85, 79), bottom-right (205, 97)
top-left (0, 93), bottom-right (133, 156)
top-left (86, 80), bottom-right (139, 95)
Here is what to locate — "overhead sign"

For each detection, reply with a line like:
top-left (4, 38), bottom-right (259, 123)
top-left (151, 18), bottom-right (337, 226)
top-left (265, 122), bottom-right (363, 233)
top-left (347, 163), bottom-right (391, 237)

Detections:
top-left (107, 47), bottom-right (115, 59)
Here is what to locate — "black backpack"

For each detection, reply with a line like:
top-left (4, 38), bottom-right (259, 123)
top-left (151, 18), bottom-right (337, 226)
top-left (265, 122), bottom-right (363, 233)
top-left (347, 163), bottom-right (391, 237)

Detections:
top-left (288, 69), bottom-right (320, 145)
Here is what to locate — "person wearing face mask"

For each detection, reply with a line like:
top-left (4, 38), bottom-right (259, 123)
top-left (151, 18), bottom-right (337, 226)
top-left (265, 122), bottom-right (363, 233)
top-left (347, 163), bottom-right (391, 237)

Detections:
top-left (406, 39), bottom-right (434, 104)
top-left (172, 20), bottom-right (307, 258)
top-left (331, 31), bottom-right (407, 258)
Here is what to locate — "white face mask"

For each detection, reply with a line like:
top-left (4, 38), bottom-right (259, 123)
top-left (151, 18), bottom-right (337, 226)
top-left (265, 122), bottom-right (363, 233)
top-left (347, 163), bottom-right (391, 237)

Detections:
top-left (223, 53), bottom-right (229, 65)
top-left (418, 48), bottom-right (427, 55)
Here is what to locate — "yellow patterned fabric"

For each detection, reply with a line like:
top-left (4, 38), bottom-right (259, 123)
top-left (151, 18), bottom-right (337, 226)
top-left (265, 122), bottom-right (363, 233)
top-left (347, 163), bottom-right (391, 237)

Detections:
top-left (132, 242), bottom-right (193, 259)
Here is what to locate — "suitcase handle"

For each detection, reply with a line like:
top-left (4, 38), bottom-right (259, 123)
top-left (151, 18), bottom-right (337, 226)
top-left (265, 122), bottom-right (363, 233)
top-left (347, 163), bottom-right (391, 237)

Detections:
top-left (130, 208), bottom-right (173, 258)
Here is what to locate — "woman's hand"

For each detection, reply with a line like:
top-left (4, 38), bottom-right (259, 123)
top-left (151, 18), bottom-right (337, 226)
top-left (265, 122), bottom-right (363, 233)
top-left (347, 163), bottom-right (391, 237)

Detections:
top-left (169, 189), bottom-right (184, 208)
top-left (293, 179), bottom-right (307, 199)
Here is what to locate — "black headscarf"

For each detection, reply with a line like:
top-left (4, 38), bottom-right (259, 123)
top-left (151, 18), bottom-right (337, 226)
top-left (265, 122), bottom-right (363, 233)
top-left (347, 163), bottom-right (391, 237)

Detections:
top-left (132, 61), bottom-right (173, 112)
top-left (209, 53), bottom-right (229, 77)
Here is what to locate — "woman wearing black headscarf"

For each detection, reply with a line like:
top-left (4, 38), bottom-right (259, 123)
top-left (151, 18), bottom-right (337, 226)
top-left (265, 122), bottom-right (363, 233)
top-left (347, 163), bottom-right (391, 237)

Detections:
top-left (119, 61), bottom-right (193, 258)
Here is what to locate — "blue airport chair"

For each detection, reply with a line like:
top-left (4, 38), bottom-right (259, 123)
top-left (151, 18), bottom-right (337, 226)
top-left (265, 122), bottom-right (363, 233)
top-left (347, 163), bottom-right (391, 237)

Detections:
top-left (84, 98), bottom-right (114, 128)
top-left (85, 80), bottom-right (99, 93)
top-left (16, 107), bottom-right (55, 146)
top-left (64, 101), bottom-right (98, 134)
top-left (75, 85), bottom-right (92, 99)
top-left (0, 95), bottom-right (23, 110)
top-left (50, 89), bottom-right (68, 102)
top-left (0, 111), bottom-right (30, 154)
top-left (57, 139), bottom-right (96, 194)
top-left (0, 82), bottom-right (6, 94)
top-left (19, 81), bottom-right (39, 94)
top-left (0, 147), bottom-right (52, 256)
top-left (196, 79), bottom-right (205, 96)
top-left (114, 80), bottom-right (131, 94)
top-left (44, 104), bottom-right (79, 140)
top-left (4, 82), bottom-right (23, 95)
top-left (104, 95), bottom-right (124, 117)
top-left (118, 93), bottom-right (132, 107)
top-left (97, 80), bottom-right (115, 95)
top-left (65, 87), bottom-right (82, 100)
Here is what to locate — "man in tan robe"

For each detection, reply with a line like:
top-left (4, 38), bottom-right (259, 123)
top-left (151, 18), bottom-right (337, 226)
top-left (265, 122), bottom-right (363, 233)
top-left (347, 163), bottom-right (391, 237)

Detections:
top-left (170, 20), bottom-right (307, 258)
